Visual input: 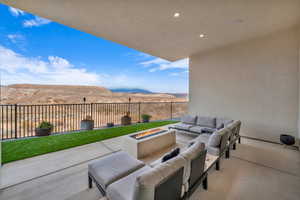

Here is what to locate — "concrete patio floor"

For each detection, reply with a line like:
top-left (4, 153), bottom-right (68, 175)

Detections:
top-left (1, 126), bottom-right (300, 200)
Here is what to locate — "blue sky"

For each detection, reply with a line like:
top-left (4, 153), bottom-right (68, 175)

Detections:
top-left (0, 4), bottom-right (188, 93)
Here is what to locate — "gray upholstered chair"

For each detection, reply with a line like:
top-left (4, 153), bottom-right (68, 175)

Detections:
top-left (180, 142), bottom-right (207, 195)
top-left (193, 127), bottom-right (230, 170)
top-left (106, 156), bottom-right (186, 200)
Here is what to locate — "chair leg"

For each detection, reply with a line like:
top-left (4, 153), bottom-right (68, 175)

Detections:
top-left (88, 175), bottom-right (93, 188)
top-left (225, 149), bottom-right (230, 159)
top-left (233, 143), bottom-right (236, 150)
top-left (216, 160), bottom-right (220, 171)
top-left (202, 176), bottom-right (208, 190)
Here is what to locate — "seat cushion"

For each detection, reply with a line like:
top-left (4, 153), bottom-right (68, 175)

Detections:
top-left (181, 115), bottom-right (197, 124)
top-left (106, 166), bottom-right (152, 200)
top-left (216, 118), bottom-right (233, 129)
top-left (196, 116), bottom-right (216, 128)
top-left (189, 126), bottom-right (203, 134)
top-left (195, 134), bottom-right (211, 145)
top-left (88, 151), bottom-right (145, 189)
top-left (173, 123), bottom-right (194, 131)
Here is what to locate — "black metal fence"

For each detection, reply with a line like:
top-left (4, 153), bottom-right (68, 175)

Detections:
top-left (0, 102), bottom-right (188, 140)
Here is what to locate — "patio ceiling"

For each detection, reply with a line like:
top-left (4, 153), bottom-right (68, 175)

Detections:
top-left (1, 0), bottom-right (300, 61)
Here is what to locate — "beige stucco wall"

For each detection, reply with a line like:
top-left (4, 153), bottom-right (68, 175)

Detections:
top-left (189, 27), bottom-right (300, 142)
top-left (298, 27), bottom-right (300, 142)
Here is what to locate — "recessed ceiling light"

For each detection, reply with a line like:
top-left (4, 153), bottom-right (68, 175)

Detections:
top-left (173, 13), bottom-right (180, 18)
top-left (199, 34), bottom-right (205, 38)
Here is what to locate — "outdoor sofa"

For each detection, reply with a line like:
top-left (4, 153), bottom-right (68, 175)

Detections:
top-left (88, 140), bottom-right (207, 200)
top-left (169, 115), bottom-right (242, 169)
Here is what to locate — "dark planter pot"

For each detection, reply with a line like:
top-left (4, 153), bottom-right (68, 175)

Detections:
top-left (35, 128), bottom-right (52, 136)
top-left (280, 134), bottom-right (295, 146)
top-left (121, 116), bottom-right (131, 126)
top-left (142, 119), bottom-right (150, 123)
top-left (80, 120), bottom-right (94, 130)
top-left (107, 122), bottom-right (114, 127)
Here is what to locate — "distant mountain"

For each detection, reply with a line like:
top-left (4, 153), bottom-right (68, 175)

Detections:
top-left (110, 88), bottom-right (153, 94)
top-left (166, 93), bottom-right (188, 98)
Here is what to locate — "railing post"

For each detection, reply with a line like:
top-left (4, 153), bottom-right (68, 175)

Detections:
top-left (138, 102), bottom-right (141, 123)
top-left (14, 104), bottom-right (18, 139)
top-left (170, 102), bottom-right (173, 120)
top-left (90, 103), bottom-right (93, 119)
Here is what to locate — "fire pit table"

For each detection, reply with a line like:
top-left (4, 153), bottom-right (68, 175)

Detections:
top-left (122, 128), bottom-right (176, 159)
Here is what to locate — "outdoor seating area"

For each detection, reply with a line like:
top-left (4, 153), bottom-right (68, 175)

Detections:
top-left (87, 116), bottom-right (241, 200)
top-left (0, 1), bottom-right (300, 200)
top-left (1, 122), bottom-right (300, 200)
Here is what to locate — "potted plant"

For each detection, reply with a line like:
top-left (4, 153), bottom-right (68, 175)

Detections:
top-left (141, 114), bottom-right (152, 123)
top-left (35, 121), bottom-right (54, 136)
top-left (121, 111), bottom-right (132, 126)
top-left (80, 115), bottom-right (94, 130)
top-left (107, 122), bottom-right (114, 127)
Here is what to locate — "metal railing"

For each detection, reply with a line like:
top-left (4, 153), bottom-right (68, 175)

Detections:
top-left (0, 102), bottom-right (188, 140)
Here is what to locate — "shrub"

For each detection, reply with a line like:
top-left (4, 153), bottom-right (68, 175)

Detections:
top-left (37, 121), bottom-right (54, 130)
top-left (141, 114), bottom-right (152, 121)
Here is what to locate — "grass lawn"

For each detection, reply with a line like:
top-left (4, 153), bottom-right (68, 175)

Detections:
top-left (2, 121), bottom-right (177, 164)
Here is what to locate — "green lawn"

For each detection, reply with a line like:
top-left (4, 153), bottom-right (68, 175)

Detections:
top-left (2, 121), bottom-right (177, 164)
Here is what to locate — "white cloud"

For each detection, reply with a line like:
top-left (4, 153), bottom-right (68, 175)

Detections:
top-left (169, 70), bottom-right (189, 76)
top-left (23, 16), bottom-right (51, 27)
top-left (0, 45), bottom-right (102, 86)
top-left (9, 7), bottom-right (25, 17)
top-left (0, 45), bottom-right (158, 90)
top-left (7, 34), bottom-right (25, 43)
top-left (140, 57), bottom-right (188, 72)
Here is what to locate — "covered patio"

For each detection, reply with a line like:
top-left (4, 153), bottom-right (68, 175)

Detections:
top-left (1, 0), bottom-right (300, 200)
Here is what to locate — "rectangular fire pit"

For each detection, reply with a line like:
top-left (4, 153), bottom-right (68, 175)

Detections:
top-left (123, 128), bottom-right (176, 159)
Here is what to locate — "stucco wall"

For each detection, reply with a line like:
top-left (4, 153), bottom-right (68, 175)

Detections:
top-left (298, 27), bottom-right (300, 142)
top-left (189, 28), bottom-right (299, 142)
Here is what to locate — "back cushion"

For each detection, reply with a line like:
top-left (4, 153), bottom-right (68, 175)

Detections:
top-left (134, 156), bottom-right (186, 200)
top-left (196, 116), bottom-right (216, 128)
top-left (216, 118), bottom-right (233, 129)
top-left (208, 131), bottom-right (222, 147)
top-left (181, 115), bottom-right (197, 124)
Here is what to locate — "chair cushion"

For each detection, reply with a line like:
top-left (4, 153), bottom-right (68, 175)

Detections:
top-left (196, 116), bottom-right (216, 128)
top-left (189, 126), bottom-right (203, 134)
top-left (194, 133), bottom-right (222, 156)
top-left (208, 132), bottom-right (222, 147)
top-left (106, 166), bottom-right (152, 200)
top-left (88, 151), bottom-right (145, 189)
top-left (216, 118), bottom-right (233, 129)
top-left (195, 134), bottom-right (211, 144)
top-left (180, 141), bottom-right (206, 192)
top-left (135, 156), bottom-right (186, 200)
top-left (173, 123), bottom-right (194, 131)
top-left (162, 148), bottom-right (180, 162)
top-left (181, 115), bottom-right (197, 124)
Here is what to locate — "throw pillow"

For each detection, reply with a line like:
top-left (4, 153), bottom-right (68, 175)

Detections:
top-left (217, 123), bottom-right (224, 130)
top-left (162, 148), bottom-right (180, 162)
top-left (208, 132), bottom-right (222, 147)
